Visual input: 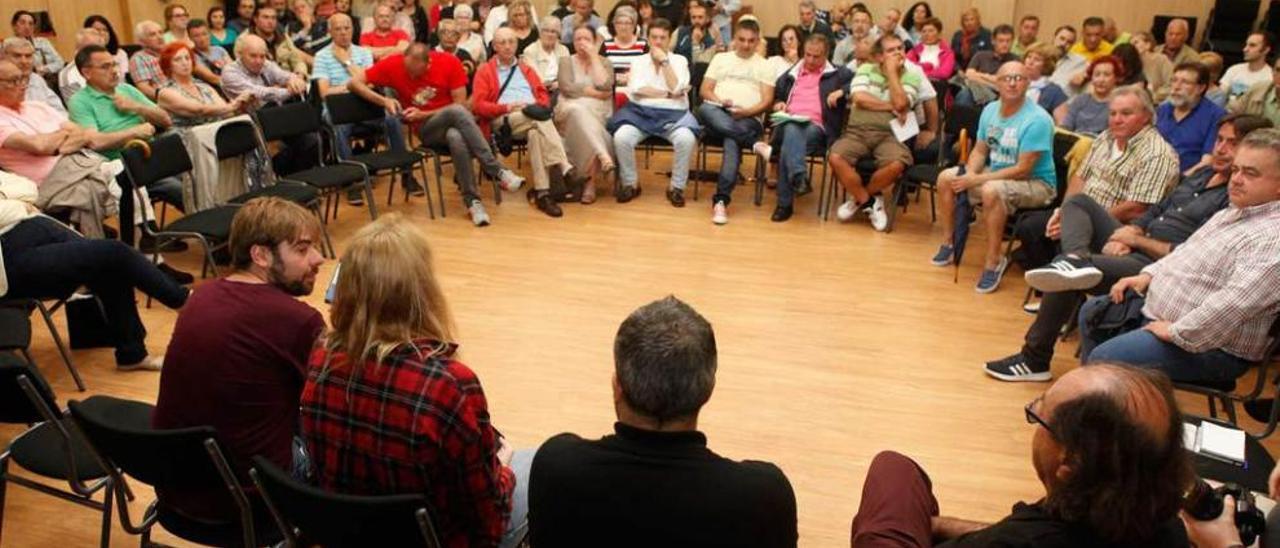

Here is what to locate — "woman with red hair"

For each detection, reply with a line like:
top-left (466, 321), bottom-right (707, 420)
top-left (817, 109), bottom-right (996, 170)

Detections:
top-left (1055, 55), bottom-right (1124, 135)
top-left (156, 42), bottom-right (252, 126)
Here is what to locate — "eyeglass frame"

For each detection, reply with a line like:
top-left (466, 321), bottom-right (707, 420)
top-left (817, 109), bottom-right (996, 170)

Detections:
top-left (1024, 394), bottom-right (1057, 438)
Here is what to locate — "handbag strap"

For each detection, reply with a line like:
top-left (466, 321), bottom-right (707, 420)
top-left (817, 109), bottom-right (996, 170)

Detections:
top-left (497, 62), bottom-right (519, 101)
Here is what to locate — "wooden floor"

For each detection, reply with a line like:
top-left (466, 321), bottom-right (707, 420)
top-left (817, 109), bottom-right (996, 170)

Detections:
top-left (2, 153), bottom-right (1275, 547)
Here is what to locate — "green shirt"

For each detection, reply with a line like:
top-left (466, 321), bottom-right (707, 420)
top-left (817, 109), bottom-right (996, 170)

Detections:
top-left (67, 83), bottom-right (155, 159)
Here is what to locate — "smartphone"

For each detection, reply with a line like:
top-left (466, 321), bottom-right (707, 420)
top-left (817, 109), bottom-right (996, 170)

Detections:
top-left (324, 262), bottom-right (341, 304)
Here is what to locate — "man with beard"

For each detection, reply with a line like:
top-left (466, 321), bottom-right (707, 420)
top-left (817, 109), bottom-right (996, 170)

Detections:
top-left (1158, 62), bottom-right (1226, 173)
top-left (152, 197), bottom-right (327, 523)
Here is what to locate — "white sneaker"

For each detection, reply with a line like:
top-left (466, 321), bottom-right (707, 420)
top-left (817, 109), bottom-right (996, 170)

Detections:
top-left (1024, 256), bottom-right (1104, 293)
top-left (836, 200), bottom-right (858, 222)
top-left (498, 169), bottom-right (525, 192)
top-left (468, 200), bottom-right (490, 227)
top-left (753, 142), bottom-right (772, 164)
top-left (712, 201), bottom-right (728, 225)
top-left (868, 196), bottom-right (889, 231)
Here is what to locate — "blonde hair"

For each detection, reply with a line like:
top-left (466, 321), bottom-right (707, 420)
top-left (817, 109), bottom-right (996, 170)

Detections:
top-left (1198, 51), bottom-right (1224, 81)
top-left (1025, 41), bottom-right (1060, 75)
top-left (328, 213), bottom-right (455, 368)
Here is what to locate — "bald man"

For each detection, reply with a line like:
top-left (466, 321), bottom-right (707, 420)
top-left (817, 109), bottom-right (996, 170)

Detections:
top-left (129, 20), bottom-right (166, 99)
top-left (1159, 18), bottom-right (1199, 66)
top-left (223, 34), bottom-right (319, 175)
top-left (850, 364), bottom-right (1192, 547)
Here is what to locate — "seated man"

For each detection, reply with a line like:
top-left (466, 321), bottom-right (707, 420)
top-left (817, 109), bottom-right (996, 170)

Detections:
top-left (1158, 18), bottom-right (1199, 66)
top-left (931, 61), bottom-right (1057, 294)
top-left (473, 27), bottom-right (584, 218)
top-left (1066, 16), bottom-right (1114, 89)
top-left (58, 28), bottom-right (102, 104)
top-left (832, 9), bottom-right (872, 68)
top-left (987, 112), bottom-right (1268, 382)
top-left (768, 34), bottom-right (851, 222)
top-left (1013, 85), bottom-right (1182, 286)
top-left (796, 0), bottom-right (834, 45)
top-left (829, 33), bottom-right (919, 231)
top-left (672, 2), bottom-right (718, 66)
top-left (0, 171), bottom-right (188, 371)
top-left (223, 34), bottom-right (319, 176)
top-left (529, 296), bottom-right (798, 546)
top-left (2, 38), bottom-right (65, 115)
top-left (1080, 128), bottom-right (1280, 385)
top-left (850, 363), bottom-right (1192, 547)
top-left (1219, 31), bottom-right (1272, 105)
top-left (434, 19), bottom-right (477, 81)
top-left (250, 4), bottom-right (311, 76)
top-left (350, 43), bottom-right (524, 227)
top-left (68, 44), bottom-right (187, 248)
top-left (152, 197), bottom-right (326, 522)
top-left (698, 18), bottom-right (774, 225)
top-left (128, 20), bottom-right (166, 100)
top-left (360, 2), bottom-right (410, 61)
top-left (312, 12), bottom-right (421, 205)
top-left (1228, 55), bottom-right (1280, 127)
top-left (187, 18), bottom-right (230, 86)
top-left (954, 24), bottom-right (1018, 108)
top-left (1158, 62), bottom-right (1226, 174)
top-left (610, 18), bottom-right (699, 208)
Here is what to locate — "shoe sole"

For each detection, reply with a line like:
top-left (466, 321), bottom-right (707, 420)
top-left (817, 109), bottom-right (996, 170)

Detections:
top-left (975, 273), bottom-right (1005, 294)
top-left (984, 367), bottom-right (1052, 382)
top-left (930, 256), bottom-right (952, 267)
top-left (1024, 269), bottom-right (1104, 293)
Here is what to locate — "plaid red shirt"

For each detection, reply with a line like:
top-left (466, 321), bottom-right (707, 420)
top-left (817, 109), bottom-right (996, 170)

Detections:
top-left (300, 340), bottom-right (514, 547)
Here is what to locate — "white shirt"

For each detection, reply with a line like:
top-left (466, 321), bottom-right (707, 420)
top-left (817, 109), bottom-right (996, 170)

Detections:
top-left (626, 52), bottom-right (691, 110)
top-left (1220, 63), bottom-right (1274, 101)
top-left (483, 4), bottom-right (540, 44)
top-left (918, 44), bottom-right (941, 68)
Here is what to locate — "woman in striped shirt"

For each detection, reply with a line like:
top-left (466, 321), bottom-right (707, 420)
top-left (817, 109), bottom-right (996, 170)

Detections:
top-left (599, 5), bottom-right (647, 86)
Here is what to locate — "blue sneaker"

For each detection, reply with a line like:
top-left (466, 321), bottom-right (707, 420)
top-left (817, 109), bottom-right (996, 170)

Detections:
top-left (975, 256), bottom-right (1010, 294)
top-left (930, 245), bottom-right (954, 267)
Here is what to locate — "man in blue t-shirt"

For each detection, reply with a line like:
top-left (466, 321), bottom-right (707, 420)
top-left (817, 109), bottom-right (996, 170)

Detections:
top-left (1157, 62), bottom-right (1226, 173)
top-left (931, 60), bottom-right (1057, 294)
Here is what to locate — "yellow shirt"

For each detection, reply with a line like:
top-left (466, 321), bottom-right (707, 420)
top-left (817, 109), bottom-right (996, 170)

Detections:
top-left (705, 51), bottom-right (775, 107)
top-left (1069, 40), bottom-right (1115, 62)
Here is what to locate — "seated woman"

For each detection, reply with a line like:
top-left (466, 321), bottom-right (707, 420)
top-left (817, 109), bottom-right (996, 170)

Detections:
top-left (504, 0), bottom-right (539, 58)
top-left (0, 172), bottom-right (188, 371)
top-left (906, 16), bottom-right (954, 81)
top-left (156, 42), bottom-right (252, 126)
top-left (1023, 42), bottom-right (1068, 114)
top-left (556, 25), bottom-right (616, 204)
top-left (300, 214), bottom-right (531, 548)
top-left (599, 5), bottom-right (647, 87)
top-left (1056, 55), bottom-right (1121, 136)
top-left (767, 25), bottom-right (801, 78)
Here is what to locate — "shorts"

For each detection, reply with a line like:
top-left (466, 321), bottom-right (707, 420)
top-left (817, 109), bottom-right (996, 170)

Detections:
top-left (829, 126), bottom-right (914, 168)
top-left (943, 167), bottom-right (1056, 212)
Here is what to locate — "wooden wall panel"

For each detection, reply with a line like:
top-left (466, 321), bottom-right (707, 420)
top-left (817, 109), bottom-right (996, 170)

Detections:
top-left (0, 0), bottom-right (124, 63)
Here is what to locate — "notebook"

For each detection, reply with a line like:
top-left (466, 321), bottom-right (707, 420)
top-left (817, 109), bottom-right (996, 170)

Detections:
top-left (1184, 421), bottom-right (1247, 466)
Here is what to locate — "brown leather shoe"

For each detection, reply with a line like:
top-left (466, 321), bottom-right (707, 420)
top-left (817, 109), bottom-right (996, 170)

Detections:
top-left (534, 192), bottom-right (563, 217)
top-left (616, 184), bottom-right (642, 203)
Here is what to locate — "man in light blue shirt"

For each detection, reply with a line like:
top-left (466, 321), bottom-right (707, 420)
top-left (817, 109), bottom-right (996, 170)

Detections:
top-left (931, 60), bottom-right (1058, 294)
top-left (312, 13), bottom-right (419, 202)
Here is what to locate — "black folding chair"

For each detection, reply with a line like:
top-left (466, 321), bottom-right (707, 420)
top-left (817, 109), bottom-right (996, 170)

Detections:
top-left (216, 119), bottom-right (335, 258)
top-left (1175, 317), bottom-right (1280, 438)
top-left (120, 136), bottom-right (239, 280)
top-left (1001, 131), bottom-right (1079, 261)
top-left (68, 395), bottom-right (279, 548)
top-left (899, 103), bottom-right (982, 224)
top-left (250, 456), bottom-right (443, 547)
top-left (255, 101), bottom-right (380, 221)
top-left (0, 355), bottom-right (120, 547)
top-left (324, 93), bottom-right (433, 214)
top-left (0, 297), bottom-right (84, 391)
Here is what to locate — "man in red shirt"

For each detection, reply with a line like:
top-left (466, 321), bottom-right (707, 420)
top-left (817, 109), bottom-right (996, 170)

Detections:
top-left (153, 197), bottom-right (327, 522)
top-left (350, 42), bottom-right (524, 226)
top-left (359, 2), bottom-right (409, 61)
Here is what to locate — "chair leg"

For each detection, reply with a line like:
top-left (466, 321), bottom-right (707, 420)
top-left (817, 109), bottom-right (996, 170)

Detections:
top-left (364, 175), bottom-right (379, 220)
top-left (0, 456), bottom-right (9, 547)
top-left (386, 171), bottom-right (396, 206)
top-left (432, 155), bottom-right (447, 218)
top-left (419, 162), bottom-right (435, 220)
top-left (35, 301), bottom-right (85, 391)
top-left (99, 478), bottom-right (114, 548)
top-left (1223, 398), bottom-right (1239, 425)
top-left (313, 206), bottom-right (336, 259)
top-left (1208, 395), bottom-right (1219, 418)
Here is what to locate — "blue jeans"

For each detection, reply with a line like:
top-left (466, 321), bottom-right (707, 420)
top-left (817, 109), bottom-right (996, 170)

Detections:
top-left (1078, 295), bottom-right (1253, 384)
top-left (697, 103), bottom-right (762, 205)
top-left (613, 124), bottom-right (697, 190)
top-left (773, 122), bottom-right (824, 207)
top-left (331, 113), bottom-right (410, 161)
top-left (498, 448), bottom-right (535, 548)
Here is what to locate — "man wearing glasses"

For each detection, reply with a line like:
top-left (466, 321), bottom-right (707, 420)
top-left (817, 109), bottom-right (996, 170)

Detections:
top-left (931, 61), bottom-right (1057, 294)
top-left (850, 364), bottom-right (1192, 547)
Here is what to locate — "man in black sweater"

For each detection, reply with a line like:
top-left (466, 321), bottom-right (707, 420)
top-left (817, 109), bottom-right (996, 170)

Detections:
top-left (528, 296), bottom-right (798, 548)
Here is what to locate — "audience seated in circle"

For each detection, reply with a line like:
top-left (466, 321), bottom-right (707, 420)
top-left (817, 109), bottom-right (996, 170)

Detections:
top-left (991, 111), bottom-right (1267, 383)
top-left (529, 296), bottom-right (798, 547)
top-left (152, 197), bottom-right (326, 522)
top-left (850, 364), bottom-right (1192, 547)
top-left (301, 213), bottom-right (532, 548)
top-left (1078, 127), bottom-right (1280, 385)
top-left (0, 171), bottom-right (188, 372)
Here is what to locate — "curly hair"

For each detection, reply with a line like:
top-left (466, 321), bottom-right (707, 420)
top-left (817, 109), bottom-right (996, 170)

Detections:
top-left (1041, 365), bottom-right (1193, 545)
top-left (1087, 54), bottom-right (1126, 82)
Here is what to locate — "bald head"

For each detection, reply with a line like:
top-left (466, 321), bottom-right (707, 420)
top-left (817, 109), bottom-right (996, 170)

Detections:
top-left (235, 33), bottom-right (270, 73)
top-left (492, 27), bottom-right (519, 61)
top-left (328, 12), bottom-right (354, 46)
top-left (1165, 18), bottom-right (1190, 49)
top-left (1047, 365), bottom-right (1174, 442)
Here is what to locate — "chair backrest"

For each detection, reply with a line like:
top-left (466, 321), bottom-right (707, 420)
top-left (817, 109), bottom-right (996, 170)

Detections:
top-left (325, 92), bottom-right (387, 126)
top-left (67, 395), bottom-right (228, 491)
top-left (255, 101), bottom-right (323, 142)
top-left (944, 103), bottom-right (982, 143)
top-left (214, 119), bottom-right (265, 160)
top-left (250, 456), bottom-right (441, 547)
top-left (121, 133), bottom-right (193, 189)
top-left (0, 354), bottom-right (58, 424)
top-left (1050, 132), bottom-right (1080, 206)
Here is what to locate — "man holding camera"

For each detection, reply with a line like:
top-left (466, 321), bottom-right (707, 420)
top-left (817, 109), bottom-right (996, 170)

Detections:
top-left (850, 363), bottom-right (1192, 547)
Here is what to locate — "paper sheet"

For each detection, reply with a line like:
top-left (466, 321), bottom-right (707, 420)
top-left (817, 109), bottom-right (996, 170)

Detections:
top-left (891, 112), bottom-right (920, 142)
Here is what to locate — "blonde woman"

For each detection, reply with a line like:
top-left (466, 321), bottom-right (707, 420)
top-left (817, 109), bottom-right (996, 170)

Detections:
top-left (1131, 31), bottom-right (1172, 102)
top-left (301, 213), bottom-right (532, 548)
top-left (556, 25), bottom-right (615, 203)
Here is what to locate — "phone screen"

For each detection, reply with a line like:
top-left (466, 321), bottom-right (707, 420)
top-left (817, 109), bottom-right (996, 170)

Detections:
top-left (324, 263), bottom-right (341, 304)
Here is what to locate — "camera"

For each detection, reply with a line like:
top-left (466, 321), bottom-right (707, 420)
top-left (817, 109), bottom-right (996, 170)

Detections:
top-left (1183, 479), bottom-right (1266, 546)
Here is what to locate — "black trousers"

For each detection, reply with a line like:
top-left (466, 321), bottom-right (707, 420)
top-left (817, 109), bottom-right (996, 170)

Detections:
top-left (1, 217), bottom-right (188, 364)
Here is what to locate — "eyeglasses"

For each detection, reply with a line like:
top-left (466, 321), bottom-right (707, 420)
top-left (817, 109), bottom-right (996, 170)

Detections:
top-left (92, 61), bottom-right (118, 71)
top-left (0, 76), bottom-right (27, 87)
top-left (1025, 395), bottom-right (1056, 438)
top-left (998, 74), bottom-right (1027, 83)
